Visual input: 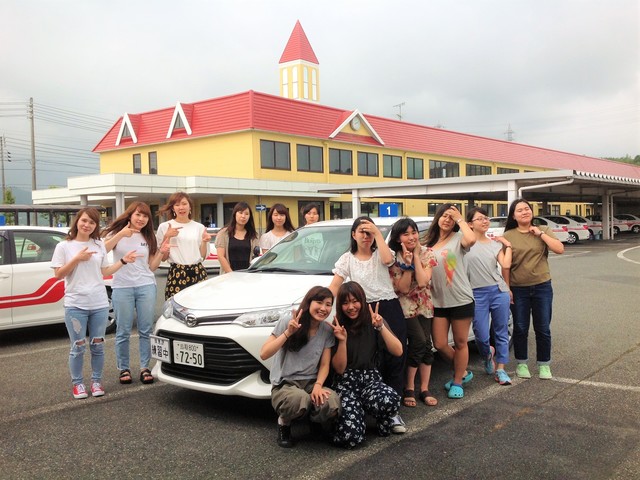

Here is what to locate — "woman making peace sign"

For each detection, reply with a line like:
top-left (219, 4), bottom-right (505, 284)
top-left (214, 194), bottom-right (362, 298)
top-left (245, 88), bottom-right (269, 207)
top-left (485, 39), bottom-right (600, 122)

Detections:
top-left (331, 282), bottom-right (402, 449)
top-left (260, 286), bottom-right (341, 448)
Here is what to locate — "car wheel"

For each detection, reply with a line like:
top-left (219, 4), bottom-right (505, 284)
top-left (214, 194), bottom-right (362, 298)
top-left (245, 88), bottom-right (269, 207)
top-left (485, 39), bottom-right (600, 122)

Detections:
top-left (566, 232), bottom-right (578, 244)
top-left (105, 287), bottom-right (117, 335)
top-left (614, 226), bottom-right (620, 235)
top-left (632, 225), bottom-right (640, 234)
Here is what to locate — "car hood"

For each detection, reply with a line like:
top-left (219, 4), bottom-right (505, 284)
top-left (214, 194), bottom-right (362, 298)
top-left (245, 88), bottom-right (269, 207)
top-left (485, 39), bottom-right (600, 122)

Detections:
top-left (170, 271), bottom-right (331, 315)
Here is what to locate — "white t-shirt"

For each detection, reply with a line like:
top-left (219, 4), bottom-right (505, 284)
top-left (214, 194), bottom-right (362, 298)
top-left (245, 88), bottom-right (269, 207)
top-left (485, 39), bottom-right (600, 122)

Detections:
top-left (157, 220), bottom-right (205, 266)
top-left (333, 249), bottom-right (397, 302)
top-left (259, 230), bottom-right (289, 251)
top-left (111, 233), bottom-right (156, 289)
top-left (51, 239), bottom-right (109, 309)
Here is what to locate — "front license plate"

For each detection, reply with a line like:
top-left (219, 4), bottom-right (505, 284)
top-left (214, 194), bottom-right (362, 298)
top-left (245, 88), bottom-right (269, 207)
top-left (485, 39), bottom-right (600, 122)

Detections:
top-left (150, 335), bottom-right (171, 363)
top-left (173, 340), bottom-right (205, 368)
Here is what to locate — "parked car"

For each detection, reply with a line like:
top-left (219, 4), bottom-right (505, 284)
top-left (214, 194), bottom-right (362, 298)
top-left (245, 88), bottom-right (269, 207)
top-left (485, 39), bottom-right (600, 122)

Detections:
top-left (537, 215), bottom-right (590, 244)
top-left (487, 217), bottom-right (507, 239)
top-left (159, 227), bottom-right (220, 271)
top-left (531, 217), bottom-right (570, 243)
top-left (0, 226), bottom-right (115, 333)
top-left (564, 215), bottom-right (601, 239)
top-left (586, 215), bottom-right (628, 235)
top-left (150, 217), bottom-right (457, 399)
top-left (614, 214), bottom-right (640, 234)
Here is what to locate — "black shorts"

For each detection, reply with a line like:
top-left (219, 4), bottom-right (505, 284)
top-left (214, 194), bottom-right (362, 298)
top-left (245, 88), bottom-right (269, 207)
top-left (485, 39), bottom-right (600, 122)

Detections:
top-left (433, 301), bottom-right (475, 320)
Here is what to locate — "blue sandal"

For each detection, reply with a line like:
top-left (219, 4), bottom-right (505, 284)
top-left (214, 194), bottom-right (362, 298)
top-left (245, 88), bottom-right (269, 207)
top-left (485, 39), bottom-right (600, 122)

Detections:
top-left (444, 371), bottom-right (473, 391)
top-left (447, 384), bottom-right (464, 399)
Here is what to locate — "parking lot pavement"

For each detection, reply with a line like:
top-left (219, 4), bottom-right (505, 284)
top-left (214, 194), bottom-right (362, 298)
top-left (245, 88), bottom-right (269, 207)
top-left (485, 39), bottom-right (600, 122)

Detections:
top-left (0, 235), bottom-right (638, 479)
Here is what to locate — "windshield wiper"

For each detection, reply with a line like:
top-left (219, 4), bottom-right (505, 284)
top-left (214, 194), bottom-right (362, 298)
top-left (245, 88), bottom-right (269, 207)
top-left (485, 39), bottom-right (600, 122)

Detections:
top-left (251, 267), bottom-right (316, 274)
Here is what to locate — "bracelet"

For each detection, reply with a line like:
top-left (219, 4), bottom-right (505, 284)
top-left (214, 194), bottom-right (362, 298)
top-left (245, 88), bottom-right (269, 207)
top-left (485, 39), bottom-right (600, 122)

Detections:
top-left (505, 245), bottom-right (512, 249)
top-left (456, 218), bottom-right (462, 224)
top-left (283, 331), bottom-right (290, 339)
top-left (314, 382), bottom-right (322, 386)
top-left (374, 324), bottom-right (383, 331)
top-left (539, 232), bottom-right (545, 238)
top-left (120, 258), bottom-right (127, 265)
top-left (396, 261), bottom-right (415, 271)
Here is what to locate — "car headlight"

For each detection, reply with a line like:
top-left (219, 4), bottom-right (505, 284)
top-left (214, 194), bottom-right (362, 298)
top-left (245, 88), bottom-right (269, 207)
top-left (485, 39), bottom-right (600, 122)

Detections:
top-left (232, 306), bottom-right (298, 327)
top-left (162, 299), bottom-right (174, 319)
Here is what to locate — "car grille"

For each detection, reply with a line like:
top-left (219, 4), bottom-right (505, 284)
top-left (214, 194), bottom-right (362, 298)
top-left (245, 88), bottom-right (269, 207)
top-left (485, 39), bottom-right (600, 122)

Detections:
top-left (157, 330), bottom-right (267, 386)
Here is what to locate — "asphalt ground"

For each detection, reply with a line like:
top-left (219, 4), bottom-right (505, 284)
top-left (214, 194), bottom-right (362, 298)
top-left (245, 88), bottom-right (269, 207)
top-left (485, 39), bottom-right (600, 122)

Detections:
top-left (1, 234), bottom-right (639, 479)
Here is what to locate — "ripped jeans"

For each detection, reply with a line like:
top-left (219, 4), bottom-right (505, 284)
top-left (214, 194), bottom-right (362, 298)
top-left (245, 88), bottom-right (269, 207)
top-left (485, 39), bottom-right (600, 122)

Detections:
top-left (64, 307), bottom-right (108, 385)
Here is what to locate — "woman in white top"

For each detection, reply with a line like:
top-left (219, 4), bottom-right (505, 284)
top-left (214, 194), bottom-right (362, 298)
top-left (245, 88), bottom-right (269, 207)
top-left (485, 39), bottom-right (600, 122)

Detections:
top-left (52, 207), bottom-right (139, 400)
top-left (103, 202), bottom-right (169, 385)
top-left (260, 203), bottom-right (294, 254)
top-left (329, 216), bottom-right (407, 434)
top-left (157, 192), bottom-right (211, 299)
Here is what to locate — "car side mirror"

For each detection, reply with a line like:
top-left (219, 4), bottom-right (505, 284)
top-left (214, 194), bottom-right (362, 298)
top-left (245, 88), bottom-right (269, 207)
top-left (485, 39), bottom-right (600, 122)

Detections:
top-left (253, 246), bottom-right (262, 257)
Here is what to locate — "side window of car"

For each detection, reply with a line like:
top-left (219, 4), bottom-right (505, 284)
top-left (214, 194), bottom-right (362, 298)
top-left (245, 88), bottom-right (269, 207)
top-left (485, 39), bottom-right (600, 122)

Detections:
top-left (0, 235), bottom-right (6, 265)
top-left (15, 232), bottom-right (65, 264)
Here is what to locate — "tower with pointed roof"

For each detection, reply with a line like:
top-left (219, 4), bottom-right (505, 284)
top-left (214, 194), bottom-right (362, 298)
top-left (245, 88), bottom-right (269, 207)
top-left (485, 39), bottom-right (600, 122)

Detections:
top-left (279, 20), bottom-right (320, 102)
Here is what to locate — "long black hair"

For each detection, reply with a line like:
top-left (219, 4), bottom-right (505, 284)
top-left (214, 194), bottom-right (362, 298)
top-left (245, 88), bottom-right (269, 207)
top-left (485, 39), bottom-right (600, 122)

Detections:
top-left (388, 217), bottom-right (419, 254)
top-left (265, 203), bottom-right (295, 233)
top-left (285, 286), bottom-right (334, 352)
top-left (336, 281), bottom-right (370, 336)
top-left (226, 201), bottom-right (258, 240)
top-left (349, 216), bottom-right (377, 253)
top-left (504, 198), bottom-right (533, 232)
top-left (424, 203), bottom-right (460, 248)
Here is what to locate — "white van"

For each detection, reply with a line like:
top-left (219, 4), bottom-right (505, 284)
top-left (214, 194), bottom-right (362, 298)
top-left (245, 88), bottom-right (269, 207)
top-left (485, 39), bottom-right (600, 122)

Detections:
top-left (150, 217), bottom-right (435, 399)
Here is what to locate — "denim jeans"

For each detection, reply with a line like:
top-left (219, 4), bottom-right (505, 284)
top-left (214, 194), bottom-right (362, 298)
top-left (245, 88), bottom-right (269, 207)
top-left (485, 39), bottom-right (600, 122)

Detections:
top-left (472, 285), bottom-right (511, 364)
top-left (510, 280), bottom-right (553, 364)
top-left (113, 284), bottom-right (157, 371)
top-left (64, 306), bottom-right (108, 385)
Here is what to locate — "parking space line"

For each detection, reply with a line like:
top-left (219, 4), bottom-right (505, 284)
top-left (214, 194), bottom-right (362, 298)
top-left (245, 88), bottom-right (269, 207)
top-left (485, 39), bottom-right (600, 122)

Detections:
top-left (552, 376), bottom-right (640, 393)
top-left (617, 245), bottom-right (640, 265)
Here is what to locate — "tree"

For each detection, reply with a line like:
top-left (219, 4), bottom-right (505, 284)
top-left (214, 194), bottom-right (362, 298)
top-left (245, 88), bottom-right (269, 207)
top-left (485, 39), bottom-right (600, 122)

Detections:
top-left (2, 187), bottom-right (16, 224)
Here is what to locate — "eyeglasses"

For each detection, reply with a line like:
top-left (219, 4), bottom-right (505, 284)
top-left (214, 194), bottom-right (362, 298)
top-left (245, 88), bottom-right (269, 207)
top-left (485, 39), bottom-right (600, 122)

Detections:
top-left (472, 216), bottom-right (490, 222)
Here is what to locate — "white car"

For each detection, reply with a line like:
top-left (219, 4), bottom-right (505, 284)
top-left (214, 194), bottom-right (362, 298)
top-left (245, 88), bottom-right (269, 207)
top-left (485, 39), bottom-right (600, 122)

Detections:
top-left (614, 214), bottom-right (640, 234)
top-left (0, 226), bottom-right (115, 333)
top-left (586, 215), bottom-right (628, 235)
top-left (159, 227), bottom-right (220, 271)
top-left (487, 217), bottom-right (507, 239)
top-left (532, 217), bottom-right (570, 243)
top-left (150, 217), bottom-right (445, 399)
top-left (537, 215), bottom-right (590, 244)
top-left (565, 215), bottom-right (600, 239)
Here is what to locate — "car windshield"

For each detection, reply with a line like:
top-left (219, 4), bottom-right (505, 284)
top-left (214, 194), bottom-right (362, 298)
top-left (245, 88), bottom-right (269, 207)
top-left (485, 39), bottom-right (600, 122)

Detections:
top-left (248, 224), bottom-right (392, 275)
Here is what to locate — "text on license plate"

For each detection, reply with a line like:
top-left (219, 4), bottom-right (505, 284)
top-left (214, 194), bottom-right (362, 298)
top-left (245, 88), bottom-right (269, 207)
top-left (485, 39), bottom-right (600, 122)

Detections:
top-left (173, 340), bottom-right (205, 368)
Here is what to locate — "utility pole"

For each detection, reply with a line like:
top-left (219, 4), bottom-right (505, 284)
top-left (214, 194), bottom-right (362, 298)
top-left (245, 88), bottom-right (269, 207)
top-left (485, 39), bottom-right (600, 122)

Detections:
top-left (29, 97), bottom-right (36, 191)
top-left (393, 102), bottom-right (405, 121)
top-left (1, 135), bottom-right (6, 202)
top-left (504, 123), bottom-right (515, 142)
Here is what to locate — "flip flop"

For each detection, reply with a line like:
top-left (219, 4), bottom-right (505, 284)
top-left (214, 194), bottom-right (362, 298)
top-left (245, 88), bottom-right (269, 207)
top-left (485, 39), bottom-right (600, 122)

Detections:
top-left (444, 371), bottom-right (473, 391)
top-left (447, 384), bottom-right (464, 399)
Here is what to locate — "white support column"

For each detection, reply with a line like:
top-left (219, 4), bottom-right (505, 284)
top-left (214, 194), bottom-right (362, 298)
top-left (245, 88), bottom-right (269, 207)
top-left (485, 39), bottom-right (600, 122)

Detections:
top-left (216, 195), bottom-right (224, 228)
top-left (351, 189), bottom-right (361, 218)
top-left (115, 192), bottom-right (125, 218)
top-left (507, 180), bottom-right (518, 208)
top-left (79, 195), bottom-right (88, 206)
top-left (602, 192), bottom-right (611, 240)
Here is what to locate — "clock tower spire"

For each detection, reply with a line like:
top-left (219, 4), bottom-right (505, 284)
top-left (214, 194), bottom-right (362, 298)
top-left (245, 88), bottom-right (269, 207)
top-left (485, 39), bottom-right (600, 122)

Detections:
top-left (279, 20), bottom-right (320, 102)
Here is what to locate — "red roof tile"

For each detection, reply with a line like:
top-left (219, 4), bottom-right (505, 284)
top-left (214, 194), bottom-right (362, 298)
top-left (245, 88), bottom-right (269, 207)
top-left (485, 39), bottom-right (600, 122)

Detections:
top-left (279, 20), bottom-right (319, 64)
top-left (93, 90), bottom-right (640, 180)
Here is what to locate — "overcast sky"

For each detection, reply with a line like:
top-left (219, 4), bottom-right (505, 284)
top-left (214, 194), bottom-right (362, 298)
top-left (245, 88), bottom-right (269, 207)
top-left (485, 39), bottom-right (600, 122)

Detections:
top-left (1, 0), bottom-right (638, 201)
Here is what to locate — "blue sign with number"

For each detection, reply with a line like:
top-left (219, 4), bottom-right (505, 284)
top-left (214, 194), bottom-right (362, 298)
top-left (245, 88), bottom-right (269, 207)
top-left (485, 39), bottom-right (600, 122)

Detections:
top-left (379, 203), bottom-right (398, 217)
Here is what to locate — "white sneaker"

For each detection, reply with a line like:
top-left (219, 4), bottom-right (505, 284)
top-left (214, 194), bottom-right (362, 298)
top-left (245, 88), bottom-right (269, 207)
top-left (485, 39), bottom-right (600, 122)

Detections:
top-left (390, 414), bottom-right (406, 434)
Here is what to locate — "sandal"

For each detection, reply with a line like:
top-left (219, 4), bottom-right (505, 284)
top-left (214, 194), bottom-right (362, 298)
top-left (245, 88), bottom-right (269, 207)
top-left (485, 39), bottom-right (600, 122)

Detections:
top-left (119, 369), bottom-right (132, 384)
top-left (140, 368), bottom-right (154, 384)
top-left (444, 371), bottom-right (474, 391)
top-left (447, 384), bottom-right (464, 399)
top-left (402, 389), bottom-right (416, 408)
top-left (419, 390), bottom-right (438, 406)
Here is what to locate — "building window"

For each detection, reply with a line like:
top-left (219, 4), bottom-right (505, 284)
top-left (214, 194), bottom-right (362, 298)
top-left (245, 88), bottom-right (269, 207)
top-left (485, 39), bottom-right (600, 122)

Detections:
top-left (550, 205), bottom-right (560, 215)
top-left (292, 66), bottom-right (298, 99)
top-left (383, 155), bottom-right (402, 178)
top-left (174, 116), bottom-right (185, 130)
top-left (303, 67), bottom-right (309, 99)
top-left (148, 152), bottom-right (158, 175)
top-left (282, 69), bottom-right (288, 96)
top-left (260, 140), bottom-right (291, 170)
top-left (329, 148), bottom-right (352, 174)
top-left (466, 164), bottom-right (491, 176)
top-left (407, 157), bottom-right (424, 179)
top-left (480, 203), bottom-right (494, 216)
top-left (311, 70), bottom-right (317, 101)
top-left (297, 144), bottom-right (323, 172)
top-left (122, 124), bottom-right (131, 138)
top-left (133, 154), bottom-right (141, 174)
top-left (361, 202), bottom-right (380, 216)
top-left (330, 202), bottom-right (352, 220)
top-left (497, 203), bottom-right (508, 216)
top-left (428, 202), bottom-right (462, 216)
top-left (358, 151), bottom-right (379, 177)
top-left (429, 160), bottom-right (459, 178)
top-left (497, 167), bottom-right (519, 174)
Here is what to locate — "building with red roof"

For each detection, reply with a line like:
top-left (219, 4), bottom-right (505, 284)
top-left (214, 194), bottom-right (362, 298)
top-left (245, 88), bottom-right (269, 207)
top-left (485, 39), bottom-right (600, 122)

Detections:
top-left (34, 21), bottom-right (640, 230)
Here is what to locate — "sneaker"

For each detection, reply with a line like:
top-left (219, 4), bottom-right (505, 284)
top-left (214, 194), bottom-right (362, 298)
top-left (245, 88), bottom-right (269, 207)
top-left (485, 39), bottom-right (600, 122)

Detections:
top-left (485, 346), bottom-right (496, 375)
top-left (91, 382), bottom-right (105, 397)
top-left (277, 425), bottom-right (294, 448)
top-left (72, 384), bottom-right (88, 399)
top-left (390, 414), bottom-right (407, 434)
top-left (495, 369), bottom-right (512, 385)
top-left (539, 365), bottom-right (553, 380)
top-left (516, 363), bottom-right (531, 379)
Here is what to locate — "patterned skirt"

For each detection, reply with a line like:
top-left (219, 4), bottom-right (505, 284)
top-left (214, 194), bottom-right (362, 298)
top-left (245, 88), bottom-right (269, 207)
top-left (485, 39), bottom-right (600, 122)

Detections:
top-left (165, 263), bottom-right (207, 300)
